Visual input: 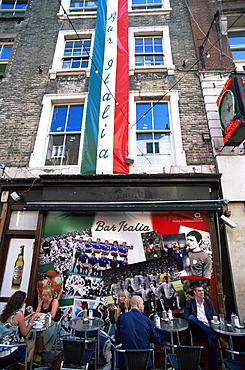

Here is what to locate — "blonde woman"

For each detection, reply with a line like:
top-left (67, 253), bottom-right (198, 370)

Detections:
top-left (29, 287), bottom-right (59, 363)
top-left (111, 289), bottom-right (130, 322)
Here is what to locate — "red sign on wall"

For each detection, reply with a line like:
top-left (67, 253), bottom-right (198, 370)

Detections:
top-left (217, 73), bottom-right (245, 146)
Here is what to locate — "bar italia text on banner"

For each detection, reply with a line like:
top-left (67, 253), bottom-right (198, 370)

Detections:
top-left (81, 0), bottom-right (129, 174)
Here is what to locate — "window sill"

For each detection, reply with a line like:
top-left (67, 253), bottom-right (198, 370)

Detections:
top-left (57, 12), bottom-right (97, 20)
top-left (129, 8), bottom-right (172, 16)
top-left (0, 14), bottom-right (25, 20)
top-left (130, 65), bottom-right (175, 75)
top-left (49, 68), bottom-right (89, 79)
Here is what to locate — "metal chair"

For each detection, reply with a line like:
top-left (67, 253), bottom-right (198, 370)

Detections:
top-left (165, 343), bottom-right (204, 370)
top-left (53, 314), bottom-right (65, 356)
top-left (60, 337), bottom-right (95, 370)
top-left (220, 347), bottom-right (245, 370)
top-left (115, 347), bottom-right (154, 370)
top-left (0, 342), bottom-right (28, 370)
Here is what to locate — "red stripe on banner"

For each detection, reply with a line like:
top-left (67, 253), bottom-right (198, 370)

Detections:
top-left (113, 0), bottom-right (129, 174)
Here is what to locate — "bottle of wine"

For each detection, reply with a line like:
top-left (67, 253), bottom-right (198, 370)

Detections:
top-left (11, 245), bottom-right (24, 289)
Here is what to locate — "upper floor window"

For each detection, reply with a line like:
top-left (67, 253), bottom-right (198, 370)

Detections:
top-left (0, 0), bottom-right (27, 16)
top-left (45, 104), bottom-right (84, 166)
top-left (129, 27), bottom-right (174, 73)
top-left (132, 0), bottom-right (163, 10)
top-left (49, 31), bottom-right (93, 78)
top-left (58, 0), bottom-right (97, 18)
top-left (63, 39), bottom-right (91, 69)
top-left (136, 102), bottom-right (172, 165)
top-left (70, 0), bottom-right (97, 12)
top-left (135, 36), bottom-right (164, 67)
top-left (228, 30), bottom-right (245, 70)
top-left (0, 43), bottom-right (13, 75)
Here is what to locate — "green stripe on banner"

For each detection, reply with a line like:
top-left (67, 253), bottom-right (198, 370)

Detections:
top-left (81, 0), bottom-right (108, 174)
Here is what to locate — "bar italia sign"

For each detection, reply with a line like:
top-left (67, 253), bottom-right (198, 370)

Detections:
top-left (216, 73), bottom-right (245, 146)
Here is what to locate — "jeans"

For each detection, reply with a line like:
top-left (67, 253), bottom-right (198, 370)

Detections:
top-left (187, 315), bottom-right (218, 370)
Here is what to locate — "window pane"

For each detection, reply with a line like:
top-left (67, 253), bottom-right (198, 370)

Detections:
top-left (153, 103), bottom-right (170, 130)
top-left (45, 134), bottom-right (65, 165)
top-left (132, 0), bottom-right (146, 4)
top-left (50, 106), bottom-right (67, 132)
top-left (63, 134), bottom-right (80, 165)
top-left (0, 45), bottom-right (12, 60)
top-left (9, 211), bottom-right (39, 230)
top-left (66, 105), bottom-right (83, 131)
top-left (136, 104), bottom-right (153, 130)
top-left (231, 50), bottom-right (245, 60)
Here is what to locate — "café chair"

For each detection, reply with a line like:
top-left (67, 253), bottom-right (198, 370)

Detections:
top-left (60, 337), bottom-right (95, 370)
top-left (220, 347), bottom-right (245, 370)
top-left (115, 347), bottom-right (154, 370)
top-left (0, 342), bottom-right (28, 370)
top-left (165, 343), bottom-right (204, 370)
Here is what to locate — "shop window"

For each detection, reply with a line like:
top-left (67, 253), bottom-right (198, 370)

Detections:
top-left (9, 211), bottom-right (39, 230)
top-left (0, 0), bottom-right (28, 16)
top-left (136, 102), bottom-right (172, 165)
top-left (228, 30), bottom-right (245, 71)
top-left (0, 43), bottom-right (13, 75)
top-left (49, 31), bottom-right (93, 78)
top-left (45, 104), bottom-right (84, 166)
top-left (129, 27), bottom-right (174, 73)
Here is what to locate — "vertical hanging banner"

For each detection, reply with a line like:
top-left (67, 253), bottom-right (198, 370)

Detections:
top-left (81, 0), bottom-right (129, 174)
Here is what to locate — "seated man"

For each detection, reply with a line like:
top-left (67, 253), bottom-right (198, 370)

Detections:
top-left (115, 295), bottom-right (161, 370)
top-left (182, 285), bottom-right (220, 370)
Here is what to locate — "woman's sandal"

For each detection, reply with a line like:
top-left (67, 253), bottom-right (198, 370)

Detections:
top-left (33, 352), bottom-right (43, 365)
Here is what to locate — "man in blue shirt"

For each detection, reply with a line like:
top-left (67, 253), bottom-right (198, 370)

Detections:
top-left (115, 295), bottom-right (161, 370)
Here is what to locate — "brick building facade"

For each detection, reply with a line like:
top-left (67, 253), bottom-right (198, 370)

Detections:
top-left (186, 0), bottom-right (245, 322)
top-left (0, 0), bottom-right (234, 320)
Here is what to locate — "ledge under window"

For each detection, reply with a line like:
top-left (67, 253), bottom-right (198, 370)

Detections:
top-left (129, 65), bottom-right (175, 75)
top-left (49, 68), bottom-right (89, 79)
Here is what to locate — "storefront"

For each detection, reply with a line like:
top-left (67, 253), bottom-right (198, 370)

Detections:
top-left (0, 173), bottom-right (234, 326)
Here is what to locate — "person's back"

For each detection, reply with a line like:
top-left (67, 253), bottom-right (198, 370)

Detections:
top-left (115, 295), bottom-right (160, 349)
top-left (115, 296), bottom-right (160, 370)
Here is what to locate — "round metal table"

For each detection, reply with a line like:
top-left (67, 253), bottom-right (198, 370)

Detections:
top-left (210, 321), bottom-right (245, 350)
top-left (69, 317), bottom-right (104, 360)
top-left (155, 316), bottom-right (189, 345)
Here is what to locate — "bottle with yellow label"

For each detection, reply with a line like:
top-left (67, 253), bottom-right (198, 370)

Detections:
top-left (11, 245), bottom-right (24, 289)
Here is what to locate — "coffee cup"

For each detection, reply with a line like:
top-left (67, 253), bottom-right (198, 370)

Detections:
top-left (212, 315), bottom-right (218, 323)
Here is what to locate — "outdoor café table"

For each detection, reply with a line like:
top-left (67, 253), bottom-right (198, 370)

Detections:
top-left (210, 321), bottom-right (245, 350)
top-left (30, 320), bottom-right (54, 370)
top-left (155, 316), bottom-right (189, 346)
top-left (69, 317), bottom-right (104, 359)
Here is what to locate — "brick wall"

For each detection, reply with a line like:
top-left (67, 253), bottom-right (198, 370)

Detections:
top-left (0, 0), bottom-right (214, 168)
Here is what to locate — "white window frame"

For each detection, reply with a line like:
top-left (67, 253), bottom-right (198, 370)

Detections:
top-left (227, 29), bottom-right (245, 72)
top-left (128, 0), bottom-right (171, 15)
top-left (29, 94), bottom-right (87, 173)
top-left (128, 90), bottom-right (186, 173)
top-left (129, 26), bottom-right (175, 75)
top-left (58, 0), bottom-right (97, 19)
top-left (0, 41), bottom-right (13, 76)
top-left (49, 30), bottom-right (94, 79)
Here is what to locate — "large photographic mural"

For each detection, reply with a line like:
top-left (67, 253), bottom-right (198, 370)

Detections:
top-left (37, 211), bottom-right (217, 320)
